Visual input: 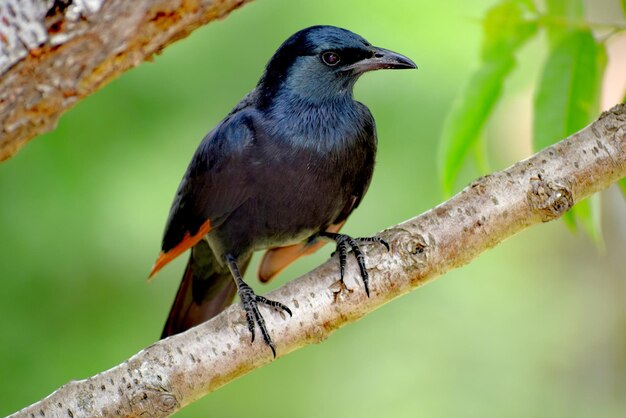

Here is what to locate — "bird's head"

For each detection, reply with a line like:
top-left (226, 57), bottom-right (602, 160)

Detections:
top-left (257, 25), bottom-right (416, 107)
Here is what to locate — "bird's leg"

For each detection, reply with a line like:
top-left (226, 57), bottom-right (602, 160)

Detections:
top-left (320, 232), bottom-right (390, 297)
top-left (225, 254), bottom-right (292, 357)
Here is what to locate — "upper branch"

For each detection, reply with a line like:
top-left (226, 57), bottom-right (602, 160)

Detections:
top-left (10, 104), bottom-right (626, 417)
top-left (0, 0), bottom-right (252, 161)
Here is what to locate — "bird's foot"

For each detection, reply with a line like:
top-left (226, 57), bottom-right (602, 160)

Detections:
top-left (226, 254), bottom-right (292, 357)
top-left (238, 282), bottom-right (292, 357)
top-left (321, 232), bottom-right (390, 296)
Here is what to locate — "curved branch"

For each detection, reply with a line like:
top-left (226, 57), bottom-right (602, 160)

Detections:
top-left (9, 104), bottom-right (626, 417)
top-left (0, 0), bottom-right (252, 161)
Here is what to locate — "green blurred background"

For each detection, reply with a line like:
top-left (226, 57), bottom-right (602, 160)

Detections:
top-left (2, 0), bottom-right (625, 416)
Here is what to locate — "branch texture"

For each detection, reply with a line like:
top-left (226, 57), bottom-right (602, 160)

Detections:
top-left (10, 104), bottom-right (626, 417)
top-left (0, 0), bottom-right (251, 161)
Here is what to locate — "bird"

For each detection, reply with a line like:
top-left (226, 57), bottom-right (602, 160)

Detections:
top-left (149, 25), bottom-right (416, 356)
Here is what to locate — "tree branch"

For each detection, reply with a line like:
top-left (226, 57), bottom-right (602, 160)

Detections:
top-left (9, 104), bottom-right (626, 417)
top-left (0, 0), bottom-right (252, 161)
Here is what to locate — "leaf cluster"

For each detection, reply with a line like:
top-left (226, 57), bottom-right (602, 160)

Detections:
top-left (439, 0), bottom-right (626, 242)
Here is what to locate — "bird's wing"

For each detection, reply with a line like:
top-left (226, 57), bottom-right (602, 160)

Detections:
top-left (150, 109), bottom-right (258, 278)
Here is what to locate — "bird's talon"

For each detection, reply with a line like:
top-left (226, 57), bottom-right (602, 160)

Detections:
top-left (235, 273), bottom-right (290, 357)
top-left (357, 236), bottom-right (390, 251)
top-left (322, 232), bottom-right (381, 296)
top-left (255, 295), bottom-right (292, 316)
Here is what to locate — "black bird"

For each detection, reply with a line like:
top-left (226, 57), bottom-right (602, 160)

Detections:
top-left (150, 25), bottom-right (416, 356)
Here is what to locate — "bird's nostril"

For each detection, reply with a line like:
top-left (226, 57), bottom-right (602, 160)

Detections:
top-left (374, 53), bottom-right (384, 58)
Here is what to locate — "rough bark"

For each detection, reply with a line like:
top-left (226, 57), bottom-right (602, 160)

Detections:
top-left (9, 104), bottom-right (626, 417)
top-left (0, 0), bottom-right (251, 161)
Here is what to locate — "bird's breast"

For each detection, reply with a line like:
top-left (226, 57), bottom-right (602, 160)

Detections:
top-left (208, 98), bottom-right (376, 256)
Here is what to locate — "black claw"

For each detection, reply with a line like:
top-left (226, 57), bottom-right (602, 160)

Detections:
top-left (226, 254), bottom-right (291, 358)
top-left (337, 238), bottom-right (348, 283)
top-left (347, 236), bottom-right (369, 296)
top-left (357, 236), bottom-right (390, 251)
top-left (321, 232), bottom-right (386, 297)
top-left (245, 309), bottom-right (256, 343)
top-left (256, 295), bottom-right (293, 317)
top-left (278, 304), bottom-right (291, 316)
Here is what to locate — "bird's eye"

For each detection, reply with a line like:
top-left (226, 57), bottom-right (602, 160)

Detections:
top-left (321, 51), bottom-right (341, 66)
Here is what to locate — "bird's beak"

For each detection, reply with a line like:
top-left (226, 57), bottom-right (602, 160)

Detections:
top-left (344, 47), bottom-right (417, 74)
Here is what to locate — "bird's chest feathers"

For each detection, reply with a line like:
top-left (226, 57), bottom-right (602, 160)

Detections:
top-left (267, 95), bottom-right (369, 154)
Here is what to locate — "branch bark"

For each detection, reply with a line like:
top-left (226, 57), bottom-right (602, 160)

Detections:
top-left (0, 0), bottom-right (252, 161)
top-left (9, 104), bottom-right (626, 417)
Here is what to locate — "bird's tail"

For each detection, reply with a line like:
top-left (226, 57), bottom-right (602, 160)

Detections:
top-left (161, 240), bottom-right (250, 338)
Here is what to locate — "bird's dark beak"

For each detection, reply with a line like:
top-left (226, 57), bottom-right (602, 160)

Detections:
top-left (344, 47), bottom-right (417, 74)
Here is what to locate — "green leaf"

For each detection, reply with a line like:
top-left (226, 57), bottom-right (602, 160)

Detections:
top-left (574, 195), bottom-right (603, 245)
top-left (546, 0), bottom-right (584, 18)
top-left (520, 0), bottom-right (538, 13)
top-left (533, 30), bottom-right (607, 150)
top-left (622, 0), bottom-right (626, 18)
top-left (562, 209), bottom-right (576, 231)
top-left (483, 0), bottom-right (538, 61)
top-left (472, 134), bottom-right (492, 175)
top-left (439, 58), bottom-right (514, 195)
top-left (545, 0), bottom-right (584, 47)
top-left (439, 0), bottom-right (538, 195)
top-left (619, 178), bottom-right (626, 198)
top-left (561, 196), bottom-right (603, 245)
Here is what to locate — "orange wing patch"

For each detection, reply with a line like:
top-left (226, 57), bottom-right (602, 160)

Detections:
top-left (148, 219), bottom-right (212, 280)
top-left (258, 221), bottom-right (345, 283)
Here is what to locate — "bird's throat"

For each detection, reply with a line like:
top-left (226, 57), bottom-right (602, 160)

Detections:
top-left (265, 91), bottom-right (366, 153)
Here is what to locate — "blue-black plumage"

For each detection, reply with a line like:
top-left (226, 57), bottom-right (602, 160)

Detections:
top-left (152, 25), bottom-right (416, 355)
